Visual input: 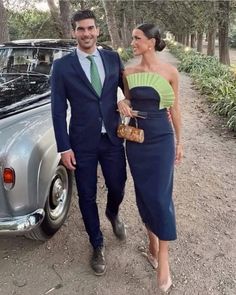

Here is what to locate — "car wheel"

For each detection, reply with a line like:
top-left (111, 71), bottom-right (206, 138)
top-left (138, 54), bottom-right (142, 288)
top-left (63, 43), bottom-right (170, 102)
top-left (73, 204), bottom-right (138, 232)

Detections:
top-left (25, 163), bottom-right (72, 241)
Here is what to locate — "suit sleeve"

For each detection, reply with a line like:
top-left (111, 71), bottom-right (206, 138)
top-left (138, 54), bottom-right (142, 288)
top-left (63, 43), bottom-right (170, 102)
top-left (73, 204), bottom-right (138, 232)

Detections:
top-left (117, 52), bottom-right (124, 91)
top-left (50, 60), bottom-right (71, 153)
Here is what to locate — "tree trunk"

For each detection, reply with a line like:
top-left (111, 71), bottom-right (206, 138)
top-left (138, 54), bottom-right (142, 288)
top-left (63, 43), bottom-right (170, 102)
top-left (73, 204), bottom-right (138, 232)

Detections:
top-left (185, 33), bottom-right (190, 46)
top-left (180, 34), bottom-right (185, 45)
top-left (218, 1), bottom-right (230, 65)
top-left (190, 33), bottom-right (196, 48)
top-left (207, 27), bottom-right (216, 56)
top-left (121, 12), bottom-right (130, 48)
top-left (176, 34), bottom-right (181, 43)
top-left (197, 31), bottom-right (203, 53)
top-left (47, 0), bottom-right (63, 38)
top-left (79, 1), bottom-right (86, 10)
top-left (102, 0), bottom-right (122, 49)
top-left (132, 0), bottom-right (136, 28)
top-left (59, 0), bottom-right (71, 38)
top-left (0, 0), bottom-right (9, 43)
top-left (207, 1), bottom-right (216, 56)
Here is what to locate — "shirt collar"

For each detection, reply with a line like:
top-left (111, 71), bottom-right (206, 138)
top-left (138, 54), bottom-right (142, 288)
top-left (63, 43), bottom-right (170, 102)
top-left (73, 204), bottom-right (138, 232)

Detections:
top-left (76, 47), bottom-right (100, 60)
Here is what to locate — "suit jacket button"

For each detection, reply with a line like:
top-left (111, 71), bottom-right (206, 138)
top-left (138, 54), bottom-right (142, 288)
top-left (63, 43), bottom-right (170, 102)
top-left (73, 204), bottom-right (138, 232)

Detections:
top-left (98, 117), bottom-right (102, 121)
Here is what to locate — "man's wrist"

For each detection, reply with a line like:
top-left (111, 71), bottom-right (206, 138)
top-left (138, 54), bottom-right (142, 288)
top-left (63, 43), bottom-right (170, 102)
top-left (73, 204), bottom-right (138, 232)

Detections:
top-left (61, 149), bottom-right (72, 154)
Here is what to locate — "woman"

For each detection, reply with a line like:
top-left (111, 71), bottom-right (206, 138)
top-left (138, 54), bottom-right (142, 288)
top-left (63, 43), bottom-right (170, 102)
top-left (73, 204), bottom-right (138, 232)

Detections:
top-left (118, 23), bottom-right (183, 292)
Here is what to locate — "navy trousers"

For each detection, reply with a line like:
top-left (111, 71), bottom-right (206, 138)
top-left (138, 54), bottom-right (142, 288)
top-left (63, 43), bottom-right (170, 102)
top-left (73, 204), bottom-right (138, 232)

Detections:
top-left (74, 134), bottom-right (127, 249)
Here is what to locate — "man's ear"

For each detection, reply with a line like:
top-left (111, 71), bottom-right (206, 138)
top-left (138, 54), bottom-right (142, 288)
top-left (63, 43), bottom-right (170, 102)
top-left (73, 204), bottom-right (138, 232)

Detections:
top-left (96, 27), bottom-right (100, 37)
top-left (71, 30), bottom-right (75, 38)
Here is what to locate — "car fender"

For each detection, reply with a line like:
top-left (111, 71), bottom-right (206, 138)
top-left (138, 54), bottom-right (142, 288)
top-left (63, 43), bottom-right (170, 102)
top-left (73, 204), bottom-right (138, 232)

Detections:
top-left (37, 140), bottom-right (61, 208)
top-left (0, 106), bottom-right (58, 216)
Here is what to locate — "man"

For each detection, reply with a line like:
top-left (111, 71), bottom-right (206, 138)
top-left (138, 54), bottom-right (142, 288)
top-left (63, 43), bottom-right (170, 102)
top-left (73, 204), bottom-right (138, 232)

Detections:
top-left (51, 10), bottom-right (127, 276)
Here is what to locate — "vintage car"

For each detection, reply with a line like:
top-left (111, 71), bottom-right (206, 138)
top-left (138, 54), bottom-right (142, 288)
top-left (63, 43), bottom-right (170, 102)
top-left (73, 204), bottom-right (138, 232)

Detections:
top-left (0, 39), bottom-right (80, 241)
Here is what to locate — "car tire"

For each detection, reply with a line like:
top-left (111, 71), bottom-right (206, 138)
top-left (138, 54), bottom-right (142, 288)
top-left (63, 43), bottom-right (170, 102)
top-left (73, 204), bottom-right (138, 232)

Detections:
top-left (25, 163), bottom-right (73, 241)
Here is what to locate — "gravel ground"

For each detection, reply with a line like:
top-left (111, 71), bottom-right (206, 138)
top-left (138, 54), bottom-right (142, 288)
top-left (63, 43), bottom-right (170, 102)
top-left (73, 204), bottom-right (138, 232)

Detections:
top-left (0, 50), bottom-right (235, 295)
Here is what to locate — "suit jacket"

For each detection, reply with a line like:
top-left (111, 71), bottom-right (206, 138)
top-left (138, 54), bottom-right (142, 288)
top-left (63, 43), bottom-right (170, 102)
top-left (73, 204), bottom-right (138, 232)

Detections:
top-left (51, 48), bottom-right (124, 153)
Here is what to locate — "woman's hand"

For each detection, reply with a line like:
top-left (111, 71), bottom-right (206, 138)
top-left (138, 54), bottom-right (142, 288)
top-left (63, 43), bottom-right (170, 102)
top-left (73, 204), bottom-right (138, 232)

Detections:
top-left (175, 143), bottom-right (183, 165)
top-left (117, 99), bottom-right (133, 117)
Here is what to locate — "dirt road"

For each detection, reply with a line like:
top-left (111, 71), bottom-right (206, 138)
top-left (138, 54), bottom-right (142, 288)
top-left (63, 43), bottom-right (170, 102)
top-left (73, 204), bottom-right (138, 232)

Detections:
top-left (0, 50), bottom-right (235, 295)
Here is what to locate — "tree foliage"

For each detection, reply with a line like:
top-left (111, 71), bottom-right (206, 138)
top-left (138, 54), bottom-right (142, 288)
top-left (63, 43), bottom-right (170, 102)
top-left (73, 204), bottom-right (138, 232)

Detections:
top-left (8, 10), bottom-right (60, 39)
top-left (2, 0), bottom-right (236, 65)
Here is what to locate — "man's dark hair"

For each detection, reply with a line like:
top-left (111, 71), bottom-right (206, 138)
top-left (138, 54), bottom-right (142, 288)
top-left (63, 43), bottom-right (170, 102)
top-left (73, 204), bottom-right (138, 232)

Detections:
top-left (71, 10), bottom-right (97, 30)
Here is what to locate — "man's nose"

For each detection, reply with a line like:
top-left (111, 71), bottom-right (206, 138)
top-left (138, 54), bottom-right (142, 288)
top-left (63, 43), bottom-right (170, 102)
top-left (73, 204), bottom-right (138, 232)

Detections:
top-left (83, 29), bottom-right (90, 36)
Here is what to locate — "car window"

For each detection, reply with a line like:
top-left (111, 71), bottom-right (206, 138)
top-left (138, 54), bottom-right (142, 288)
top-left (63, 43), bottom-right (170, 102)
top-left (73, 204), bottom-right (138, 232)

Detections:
top-left (0, 47), bottom-right (70, 75)
top-left (0, 46), bottom-right (71, 117)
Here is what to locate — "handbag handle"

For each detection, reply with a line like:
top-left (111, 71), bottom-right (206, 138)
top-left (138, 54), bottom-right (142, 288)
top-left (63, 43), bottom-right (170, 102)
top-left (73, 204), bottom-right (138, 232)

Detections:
top-left (120, 115), bottom-right (138, 128)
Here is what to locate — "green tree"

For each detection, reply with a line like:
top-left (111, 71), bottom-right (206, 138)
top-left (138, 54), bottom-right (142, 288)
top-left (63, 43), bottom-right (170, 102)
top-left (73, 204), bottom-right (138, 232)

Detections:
top-left (218, 0), bottom-right (230, 65)
top-left (8, 10), bottom-right (59, 40)
top-left (47, 0), bottom-right (71, 38)
top-left (0, 0), bottom-right (9, 42)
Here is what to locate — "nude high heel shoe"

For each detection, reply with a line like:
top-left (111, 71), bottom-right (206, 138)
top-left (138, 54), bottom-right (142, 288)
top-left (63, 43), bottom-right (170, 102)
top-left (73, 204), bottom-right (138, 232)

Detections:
top-left (159, 276), bottom-right (172, 293)
top-left (141, 251), bottom-right (158, 269)
top-left (147, 252), bottom-right (158, 269)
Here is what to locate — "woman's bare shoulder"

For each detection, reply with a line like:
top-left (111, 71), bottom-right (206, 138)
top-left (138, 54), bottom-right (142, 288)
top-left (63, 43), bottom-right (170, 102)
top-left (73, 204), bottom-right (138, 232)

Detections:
top-left (162, 62), bottom-right (179, 76)
top-left (124, 66), bottom-right (140, 77)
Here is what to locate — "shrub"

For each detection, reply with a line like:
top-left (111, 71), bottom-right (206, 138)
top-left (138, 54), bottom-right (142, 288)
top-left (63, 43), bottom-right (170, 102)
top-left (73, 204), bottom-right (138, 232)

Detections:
top-left (117, 47), bottom-right (133, 62)
top-left (167, 41), bottom-right (236, 132)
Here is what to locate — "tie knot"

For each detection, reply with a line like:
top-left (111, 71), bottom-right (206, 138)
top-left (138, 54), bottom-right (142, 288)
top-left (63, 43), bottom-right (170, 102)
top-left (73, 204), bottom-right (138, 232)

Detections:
top-left (87, 55), bottom-right (95, 62)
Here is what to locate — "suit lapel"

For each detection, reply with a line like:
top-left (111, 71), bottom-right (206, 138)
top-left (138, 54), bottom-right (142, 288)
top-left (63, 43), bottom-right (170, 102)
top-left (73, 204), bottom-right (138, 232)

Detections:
top-left (70, 50), bottom-right (99, 98)
top-left (98, 49), bottom-right (110, 96)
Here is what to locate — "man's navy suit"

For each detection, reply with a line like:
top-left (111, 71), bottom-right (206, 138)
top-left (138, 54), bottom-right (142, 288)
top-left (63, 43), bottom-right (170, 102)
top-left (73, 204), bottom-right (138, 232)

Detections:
top-left (51, 48), bottom-right (127, 249)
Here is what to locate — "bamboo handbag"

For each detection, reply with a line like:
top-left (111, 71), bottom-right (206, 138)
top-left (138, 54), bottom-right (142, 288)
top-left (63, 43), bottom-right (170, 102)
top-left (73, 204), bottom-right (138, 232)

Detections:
top-left (117, 117), bottom-right (144, 143)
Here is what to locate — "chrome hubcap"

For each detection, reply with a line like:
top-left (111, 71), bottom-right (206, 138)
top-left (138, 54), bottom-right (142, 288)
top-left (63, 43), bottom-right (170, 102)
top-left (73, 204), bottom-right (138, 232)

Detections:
top-left (48, 165), bottom-right (68, 220)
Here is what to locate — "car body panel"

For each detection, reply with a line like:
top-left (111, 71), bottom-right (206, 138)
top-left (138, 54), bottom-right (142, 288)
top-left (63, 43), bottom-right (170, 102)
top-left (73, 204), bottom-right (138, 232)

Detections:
top-left (0, 102), bottom-right (59, 217)
top-left (0, 39), bottom-right (75, 235)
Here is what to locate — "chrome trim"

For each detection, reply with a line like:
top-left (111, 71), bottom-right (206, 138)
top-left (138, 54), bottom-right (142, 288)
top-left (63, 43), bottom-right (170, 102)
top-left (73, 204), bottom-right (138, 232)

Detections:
top-left (0, 209), bottom-right (45, 233)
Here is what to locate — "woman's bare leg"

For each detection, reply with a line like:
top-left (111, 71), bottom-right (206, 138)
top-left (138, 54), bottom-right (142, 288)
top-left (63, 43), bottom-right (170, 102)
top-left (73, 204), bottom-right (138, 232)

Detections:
top-left (144, 228), bottom-right (159, 269)
top-left (157, 240), bottom-right (172, 292)
top-left (147, 228), bottom-right (159, 258)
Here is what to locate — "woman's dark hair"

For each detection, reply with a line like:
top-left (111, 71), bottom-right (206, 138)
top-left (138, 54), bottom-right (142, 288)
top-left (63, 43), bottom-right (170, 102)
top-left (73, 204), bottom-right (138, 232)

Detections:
top-left (71, 10), bottom-right (97, 30)
top-left (136, 23), bottom-right (166, 52)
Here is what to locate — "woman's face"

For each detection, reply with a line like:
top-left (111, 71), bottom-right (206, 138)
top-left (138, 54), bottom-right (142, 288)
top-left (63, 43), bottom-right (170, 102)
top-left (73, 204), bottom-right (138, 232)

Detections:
top-left (131, 29), bottom-right (154, 56)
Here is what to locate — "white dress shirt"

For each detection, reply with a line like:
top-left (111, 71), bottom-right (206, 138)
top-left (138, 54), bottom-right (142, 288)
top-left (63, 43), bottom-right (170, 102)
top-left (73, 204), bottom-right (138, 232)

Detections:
top-left (77, 47), bottom-right (107, 133)
top-left (76, 47), bottom-right (105, 85)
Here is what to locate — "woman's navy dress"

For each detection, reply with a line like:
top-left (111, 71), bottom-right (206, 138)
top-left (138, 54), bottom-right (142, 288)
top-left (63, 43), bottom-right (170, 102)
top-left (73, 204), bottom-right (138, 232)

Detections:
top-left (126, 72), bottom-right (177, 241)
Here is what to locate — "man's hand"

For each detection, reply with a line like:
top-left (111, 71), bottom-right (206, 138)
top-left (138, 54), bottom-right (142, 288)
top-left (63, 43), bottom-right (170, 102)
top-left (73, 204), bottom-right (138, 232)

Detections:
top-left (61, 150), bottom-right (76, 171)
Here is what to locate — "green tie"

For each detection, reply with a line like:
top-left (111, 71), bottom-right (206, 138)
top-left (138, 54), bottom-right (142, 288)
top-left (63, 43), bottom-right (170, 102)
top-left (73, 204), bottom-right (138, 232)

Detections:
top-left (87, 55), bottom-right (102, 96)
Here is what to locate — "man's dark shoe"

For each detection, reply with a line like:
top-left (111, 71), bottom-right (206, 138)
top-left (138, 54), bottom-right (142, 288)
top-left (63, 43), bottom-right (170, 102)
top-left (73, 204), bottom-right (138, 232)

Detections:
top-left (106, 212), bottom-right (126, 241)
top-left (90, 246), bottom-right (106, 276)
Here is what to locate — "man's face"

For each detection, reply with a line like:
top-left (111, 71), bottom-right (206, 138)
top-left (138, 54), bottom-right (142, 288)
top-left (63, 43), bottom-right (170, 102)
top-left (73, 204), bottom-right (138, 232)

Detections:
top-left (72, 18), bottom-right (99, 53)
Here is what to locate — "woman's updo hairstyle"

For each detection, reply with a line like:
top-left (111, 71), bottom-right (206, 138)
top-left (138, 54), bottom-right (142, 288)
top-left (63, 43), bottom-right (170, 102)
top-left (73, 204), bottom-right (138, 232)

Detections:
top-left (136, 23), bottom-right (166, 52)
